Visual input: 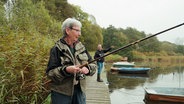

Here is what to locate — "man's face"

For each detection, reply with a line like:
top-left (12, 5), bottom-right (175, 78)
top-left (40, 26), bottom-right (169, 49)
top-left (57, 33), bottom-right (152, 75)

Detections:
top-left (68, 26), bottom-right (81, 43)
top-left (98, 45), bottom-right (102, 50)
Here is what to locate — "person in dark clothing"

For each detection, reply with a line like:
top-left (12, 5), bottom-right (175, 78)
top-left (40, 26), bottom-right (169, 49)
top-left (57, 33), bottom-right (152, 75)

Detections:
top-left (94, 44), bottom-right (111, 82)
top-left (46, 18), bottom-right (97, 104)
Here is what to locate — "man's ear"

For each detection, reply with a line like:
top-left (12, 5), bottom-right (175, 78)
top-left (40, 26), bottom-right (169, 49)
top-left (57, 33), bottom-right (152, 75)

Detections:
top-left (65, 28), bottom-right (70, 35)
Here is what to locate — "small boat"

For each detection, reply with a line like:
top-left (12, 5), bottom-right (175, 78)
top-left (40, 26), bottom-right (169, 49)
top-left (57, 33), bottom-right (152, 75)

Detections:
top-left (111, 67), bottom-right (151, 74)
top-left (144, 87), bottom-right (184, 103)
top-left (112, 61), bottom-right (135, 68)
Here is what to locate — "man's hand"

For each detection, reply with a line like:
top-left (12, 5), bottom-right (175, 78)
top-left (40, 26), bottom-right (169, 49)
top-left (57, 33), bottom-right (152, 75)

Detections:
top-left (66, 65), bottom-right (81, 74)
top-left (80, 67), bottom-right (89, 74)
top-left (66, 65), bottom-right (89, 75)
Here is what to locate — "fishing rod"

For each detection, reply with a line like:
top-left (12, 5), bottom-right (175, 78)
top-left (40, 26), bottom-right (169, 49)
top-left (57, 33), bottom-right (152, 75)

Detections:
top-left (44, 22), bottom-right (184, 84)
top-left (80, 22), bottom-right (184, 67)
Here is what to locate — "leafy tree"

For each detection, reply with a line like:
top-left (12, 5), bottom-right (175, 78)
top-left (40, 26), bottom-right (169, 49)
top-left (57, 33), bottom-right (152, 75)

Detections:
top-left (43, 0), bottom-right (77, 21)
top-left (4, 0), bottom-right (60, 37)
top-left (103, 25), bottom-right (118, 48)
top-left (160, 41), bottom-right (177, 55)
top-left (0, 1), bottom-right (10, 36)
top-left (176, 45), bottom-right (184, 55)
top-left (81, 20), bottom-right (103, 51)
top-left (73, 5), bottom-right (88, 22)
top-left (103, 25), bottom-right (132, 58)
top-left (121, 27), bottom-right (145, 42)
top-left (138, 36), bottom-right (161, 52)
top-left (86, 24), bottom-right (102, 50)
top-left (70, 7), bottom-right (103, 51)
top-left (111, 27), bottom-right (162, 55)
top-left (0, 0), bottom-right (6, 3)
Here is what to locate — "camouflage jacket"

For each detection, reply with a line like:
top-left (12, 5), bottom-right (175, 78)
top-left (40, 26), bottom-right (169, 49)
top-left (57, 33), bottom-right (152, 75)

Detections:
top-left (46, 38), bottom-right (96, 96)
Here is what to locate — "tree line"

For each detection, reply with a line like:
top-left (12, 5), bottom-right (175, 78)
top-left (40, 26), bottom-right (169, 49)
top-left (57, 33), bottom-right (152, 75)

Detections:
top-left (1, 0), bottom-right (184, 53)
top-left (103, 25), bottom-right (184, 60)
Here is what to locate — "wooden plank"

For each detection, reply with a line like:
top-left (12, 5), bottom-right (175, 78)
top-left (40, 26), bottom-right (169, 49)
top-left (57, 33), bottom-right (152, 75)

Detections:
top-left (86, 71), bottom-right (111, 104)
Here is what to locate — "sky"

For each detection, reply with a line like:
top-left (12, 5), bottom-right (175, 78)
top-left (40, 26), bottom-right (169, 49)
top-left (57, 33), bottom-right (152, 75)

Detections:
top-left (68, 0), bottom-right (184, 44)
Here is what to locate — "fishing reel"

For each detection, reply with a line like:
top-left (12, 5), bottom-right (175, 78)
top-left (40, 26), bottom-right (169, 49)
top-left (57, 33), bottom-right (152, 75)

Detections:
top-left (76, 73), bottom-right (85, 80)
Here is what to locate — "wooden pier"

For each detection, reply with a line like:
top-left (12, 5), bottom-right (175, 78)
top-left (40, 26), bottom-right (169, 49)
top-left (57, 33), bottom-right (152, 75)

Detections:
top-left (86, 71), bottom-right (111, 104)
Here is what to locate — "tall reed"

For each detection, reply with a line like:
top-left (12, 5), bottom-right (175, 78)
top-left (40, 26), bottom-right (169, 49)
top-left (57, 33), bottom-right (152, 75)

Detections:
top-left (0, 33), bottom-right (54, 103)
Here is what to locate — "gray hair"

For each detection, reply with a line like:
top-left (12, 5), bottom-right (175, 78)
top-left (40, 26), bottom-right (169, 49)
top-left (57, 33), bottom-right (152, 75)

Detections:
top-left (61, 18), bottom-right (82, 36)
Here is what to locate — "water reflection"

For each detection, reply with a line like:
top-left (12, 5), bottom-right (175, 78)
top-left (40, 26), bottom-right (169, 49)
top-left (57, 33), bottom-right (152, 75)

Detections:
top-left (118, 73), bottom-right (149, 79)
top-left (106, 63), bottom-right (184, 104)
top-left (108, 72), bottom-right (148, 90)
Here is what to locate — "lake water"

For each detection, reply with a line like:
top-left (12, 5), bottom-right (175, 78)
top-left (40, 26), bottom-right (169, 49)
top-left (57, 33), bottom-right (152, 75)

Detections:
top-left (105, 62), bottom-right (184, 104)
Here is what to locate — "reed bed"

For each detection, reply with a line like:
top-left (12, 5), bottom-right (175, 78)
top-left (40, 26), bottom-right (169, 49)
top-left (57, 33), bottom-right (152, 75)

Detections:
top-left (0, 33), bottom-right (54, 104)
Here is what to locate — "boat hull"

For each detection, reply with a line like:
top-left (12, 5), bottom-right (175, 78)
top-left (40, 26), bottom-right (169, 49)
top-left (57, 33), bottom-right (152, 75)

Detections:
top-left (111, 67), bottom-right (151, 74)
top-left (144, 87), bottom-right (184, 103)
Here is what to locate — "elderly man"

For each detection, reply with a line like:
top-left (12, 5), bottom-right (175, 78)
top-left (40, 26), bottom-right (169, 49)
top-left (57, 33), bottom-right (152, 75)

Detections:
top-left (46, 18), bottom-right (97, 104)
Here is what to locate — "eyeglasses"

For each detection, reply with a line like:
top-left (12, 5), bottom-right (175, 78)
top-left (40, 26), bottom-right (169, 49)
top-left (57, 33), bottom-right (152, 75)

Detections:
top-left (70, 27), bottom-right (81, 32)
